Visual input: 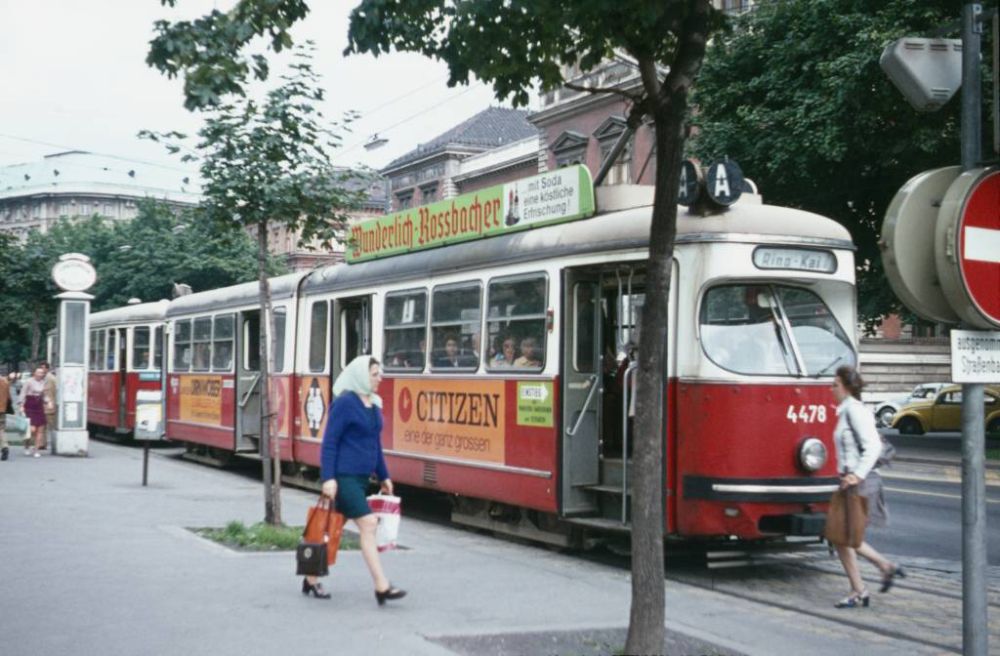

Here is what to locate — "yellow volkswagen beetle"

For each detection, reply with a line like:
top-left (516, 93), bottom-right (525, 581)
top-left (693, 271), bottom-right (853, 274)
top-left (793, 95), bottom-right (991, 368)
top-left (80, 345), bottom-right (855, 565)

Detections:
top-left (892, 384), bottom-right (1000, 435)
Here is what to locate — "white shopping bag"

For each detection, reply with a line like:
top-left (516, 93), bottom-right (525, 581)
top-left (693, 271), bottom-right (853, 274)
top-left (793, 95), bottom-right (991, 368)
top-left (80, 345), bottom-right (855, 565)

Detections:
top-left (367, 494), bottom-right (401, 552)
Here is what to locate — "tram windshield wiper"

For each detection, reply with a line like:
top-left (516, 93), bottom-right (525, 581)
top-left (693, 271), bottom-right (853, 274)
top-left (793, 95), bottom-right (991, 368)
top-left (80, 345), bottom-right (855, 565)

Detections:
top-left (815, 356), bottom-right (843, 377)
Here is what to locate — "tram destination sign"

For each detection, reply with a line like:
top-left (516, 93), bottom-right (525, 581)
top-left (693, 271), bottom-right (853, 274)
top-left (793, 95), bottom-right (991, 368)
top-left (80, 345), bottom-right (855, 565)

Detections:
top-left (347, 165), bottom-right (595, 263)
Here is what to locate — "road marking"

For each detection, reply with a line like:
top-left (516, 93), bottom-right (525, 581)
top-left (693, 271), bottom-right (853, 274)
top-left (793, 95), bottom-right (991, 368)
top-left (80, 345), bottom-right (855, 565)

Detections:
top-left (885, 486), bottom-right (1000, 504)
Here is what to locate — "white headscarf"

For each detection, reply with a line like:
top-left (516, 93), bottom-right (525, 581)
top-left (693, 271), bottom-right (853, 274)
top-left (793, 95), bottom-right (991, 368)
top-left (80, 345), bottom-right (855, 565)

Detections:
top-left (332, 355), bottom-right (382, 408)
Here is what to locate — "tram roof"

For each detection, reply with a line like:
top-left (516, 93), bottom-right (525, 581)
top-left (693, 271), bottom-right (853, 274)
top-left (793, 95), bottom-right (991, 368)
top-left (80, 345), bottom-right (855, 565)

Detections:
top-left (164, 272), bottom-right (306, 318)
top-left (302, 186), bottom-right (853, 295)
top-left (90, 299), bottom-right (170, 327)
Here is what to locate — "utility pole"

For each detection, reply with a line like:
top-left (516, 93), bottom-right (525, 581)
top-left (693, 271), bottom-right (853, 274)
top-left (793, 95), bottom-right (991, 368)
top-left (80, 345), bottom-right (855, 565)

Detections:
top-left (960, 3), bottom-right (987, 655)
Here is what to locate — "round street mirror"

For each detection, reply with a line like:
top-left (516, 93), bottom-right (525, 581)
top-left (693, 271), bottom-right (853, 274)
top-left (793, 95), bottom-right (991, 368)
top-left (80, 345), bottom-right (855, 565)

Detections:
top-left (881, 166), bottom-right (962, 324)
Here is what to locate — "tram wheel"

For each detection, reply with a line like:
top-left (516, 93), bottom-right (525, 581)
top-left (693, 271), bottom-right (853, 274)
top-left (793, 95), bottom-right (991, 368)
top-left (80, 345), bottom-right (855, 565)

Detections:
top-left (896, 416), bottom-right (924, 436)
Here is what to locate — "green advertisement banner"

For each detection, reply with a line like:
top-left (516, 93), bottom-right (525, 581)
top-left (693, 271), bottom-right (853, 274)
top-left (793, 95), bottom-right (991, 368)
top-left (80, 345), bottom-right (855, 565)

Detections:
top-left (347, 165), bottom-right (594, 263)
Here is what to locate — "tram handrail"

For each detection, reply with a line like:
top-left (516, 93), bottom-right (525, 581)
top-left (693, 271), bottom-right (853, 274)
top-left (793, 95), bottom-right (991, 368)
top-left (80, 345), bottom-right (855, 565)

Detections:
top-left (621, 362), bottom-right (638, 524)
top-left (238, 372), bottom-right (261, 409)
top-left (565, 374), bottom-right (599, 437)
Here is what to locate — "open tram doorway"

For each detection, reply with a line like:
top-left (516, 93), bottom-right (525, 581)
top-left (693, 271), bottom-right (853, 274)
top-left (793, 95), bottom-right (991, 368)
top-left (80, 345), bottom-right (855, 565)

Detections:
top-left (332, 296), bottom-right (371, 381)
top-left (561, 265), bottom-right (646, 522)
top-left (235, 310), bottom-right (261, 452)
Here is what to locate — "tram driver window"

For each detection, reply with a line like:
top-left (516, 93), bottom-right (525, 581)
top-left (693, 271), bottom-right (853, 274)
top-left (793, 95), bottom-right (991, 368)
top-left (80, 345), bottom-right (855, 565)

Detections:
top-left (700, 284), bottom-right (855, 377)
top-left (191, 317), bottom-right (213, 372)
top-left (485, 274), bottom-right (547, 372)
top-left (431, 284), bottom-right (481, 371)
top-left (133, 327), bottom-right (151, 370)
top-left (383, 291), bottom-right (426, 371)
top-left (212, 314), bottom-right (234, 371)
top-left (173, 320), bottom-right (192, 372)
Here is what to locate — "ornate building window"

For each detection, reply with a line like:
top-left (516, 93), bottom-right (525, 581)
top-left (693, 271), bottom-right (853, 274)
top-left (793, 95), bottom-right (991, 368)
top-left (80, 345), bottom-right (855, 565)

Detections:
top-left (420, 183), bottom-right (439, 204)
top-left (550, 130), bottom-right (589, 168)
top-left (593, 116), bottom-right (632, 186)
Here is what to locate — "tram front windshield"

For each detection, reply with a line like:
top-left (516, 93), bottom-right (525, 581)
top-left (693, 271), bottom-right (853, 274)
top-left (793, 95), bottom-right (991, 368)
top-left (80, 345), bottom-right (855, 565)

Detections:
top-left (700, 283), bottom-right (855, 377)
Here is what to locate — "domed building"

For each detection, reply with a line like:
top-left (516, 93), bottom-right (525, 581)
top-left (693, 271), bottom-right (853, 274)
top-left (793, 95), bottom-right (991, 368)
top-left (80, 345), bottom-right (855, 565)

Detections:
top-left (0, 150), bottom-right (200, 241)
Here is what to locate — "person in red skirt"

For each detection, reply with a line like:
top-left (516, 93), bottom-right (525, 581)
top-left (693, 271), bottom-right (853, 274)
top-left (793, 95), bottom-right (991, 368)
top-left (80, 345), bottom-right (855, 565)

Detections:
top-left (19, 366), bottom-right (49, 458)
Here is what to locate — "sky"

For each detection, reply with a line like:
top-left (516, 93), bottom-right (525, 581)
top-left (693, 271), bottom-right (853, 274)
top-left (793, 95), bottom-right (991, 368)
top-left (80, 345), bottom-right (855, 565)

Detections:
top-left (0, 1), bottom-right (530, 179)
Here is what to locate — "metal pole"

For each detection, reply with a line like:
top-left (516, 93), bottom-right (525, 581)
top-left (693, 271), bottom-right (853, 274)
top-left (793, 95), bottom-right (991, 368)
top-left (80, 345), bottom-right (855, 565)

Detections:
top-left (961, 4), bottom-right (987, 655)
top-left (142, 441), bottom-right (150, 487)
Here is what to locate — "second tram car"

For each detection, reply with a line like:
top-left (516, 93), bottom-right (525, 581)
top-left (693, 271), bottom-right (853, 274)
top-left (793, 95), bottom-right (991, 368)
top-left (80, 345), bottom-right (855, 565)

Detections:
top-left (88, 171), bottom-right (857, 545)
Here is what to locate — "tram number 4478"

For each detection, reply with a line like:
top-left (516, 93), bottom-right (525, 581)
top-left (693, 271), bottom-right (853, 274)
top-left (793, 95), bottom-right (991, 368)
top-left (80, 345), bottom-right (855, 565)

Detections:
top-left (785, 405), bottom-right (827, 423)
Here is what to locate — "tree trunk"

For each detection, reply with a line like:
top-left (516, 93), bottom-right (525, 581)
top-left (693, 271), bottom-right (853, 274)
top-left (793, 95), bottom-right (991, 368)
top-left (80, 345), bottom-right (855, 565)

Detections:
top-left (30, 314), bottom-right (40, 362)
top-left (625, 6), bottom-right (709, 649)
top-left (257, 221), bottom-right (280, 525)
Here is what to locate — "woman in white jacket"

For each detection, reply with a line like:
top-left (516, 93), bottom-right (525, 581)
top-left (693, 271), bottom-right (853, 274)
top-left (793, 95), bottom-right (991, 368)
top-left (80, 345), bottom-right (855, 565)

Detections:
top-left (831, 365), bottom-right (905, 608)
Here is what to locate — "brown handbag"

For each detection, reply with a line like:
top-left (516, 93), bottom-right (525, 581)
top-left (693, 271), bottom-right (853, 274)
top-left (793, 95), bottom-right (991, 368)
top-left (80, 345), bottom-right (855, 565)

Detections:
top-left (302, 496), bottom-right (345, 566)
top-left (824, 486), bottom-right (869, 549)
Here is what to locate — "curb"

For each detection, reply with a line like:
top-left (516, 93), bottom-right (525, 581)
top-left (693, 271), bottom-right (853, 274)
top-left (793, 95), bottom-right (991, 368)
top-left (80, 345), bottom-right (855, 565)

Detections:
top-left (895, 454), bottom-right (1000, 471)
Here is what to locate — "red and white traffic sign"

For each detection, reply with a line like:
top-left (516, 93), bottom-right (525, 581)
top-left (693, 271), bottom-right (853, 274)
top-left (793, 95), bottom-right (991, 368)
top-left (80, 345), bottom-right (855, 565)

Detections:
top-left (936, 168), bottom-right (1000, 329)
top-left (959, 170), bottom-right (1000, 325)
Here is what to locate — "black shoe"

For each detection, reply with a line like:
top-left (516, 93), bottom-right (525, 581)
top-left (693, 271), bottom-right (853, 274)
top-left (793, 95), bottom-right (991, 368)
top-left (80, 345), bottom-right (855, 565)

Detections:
top-left (880, 565), bottom-right (906, 593)
top-left (1, 447), bottom-right (8, 461)
top-left (375, 585), bottom-right (406, 606)
top-left (302, 577), bottom-right (331, 599)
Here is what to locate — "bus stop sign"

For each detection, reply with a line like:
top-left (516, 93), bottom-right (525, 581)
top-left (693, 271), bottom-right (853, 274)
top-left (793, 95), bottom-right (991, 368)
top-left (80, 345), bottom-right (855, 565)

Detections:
top-left (936, 168), bottom-right (1000, 328)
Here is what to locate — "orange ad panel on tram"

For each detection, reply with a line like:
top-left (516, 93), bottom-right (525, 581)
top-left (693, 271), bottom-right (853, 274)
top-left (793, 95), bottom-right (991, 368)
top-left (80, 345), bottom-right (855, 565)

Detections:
top-left (178, 375), bottom-right (224, 425)
top-left (298, 375), bottom-right (331, 440)
top-left (391, 379), bottom-right (505, 464)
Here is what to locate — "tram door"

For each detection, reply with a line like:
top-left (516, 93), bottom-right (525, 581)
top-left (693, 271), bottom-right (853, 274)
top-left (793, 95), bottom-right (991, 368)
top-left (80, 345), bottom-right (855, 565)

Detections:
top-left (332, 296), bottom-right (371, 380)
top-left (235, 310), bottom-right (262, 452)
top-left (561, 269), bottom-right (602, 515)
top-left (117, 328), bottom-right (128, 430)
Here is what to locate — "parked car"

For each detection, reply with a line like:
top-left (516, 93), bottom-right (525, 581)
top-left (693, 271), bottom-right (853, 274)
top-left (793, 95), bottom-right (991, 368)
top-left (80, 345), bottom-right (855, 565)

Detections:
top-left (891, 385), bottom-right (1000, 435)
top-left (871, 382), bottom-right (948, 428)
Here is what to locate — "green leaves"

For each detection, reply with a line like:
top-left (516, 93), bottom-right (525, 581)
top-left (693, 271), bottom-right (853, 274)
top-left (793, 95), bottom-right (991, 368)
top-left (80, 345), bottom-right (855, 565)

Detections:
top-left (691, 0), bottom-right (961, 329)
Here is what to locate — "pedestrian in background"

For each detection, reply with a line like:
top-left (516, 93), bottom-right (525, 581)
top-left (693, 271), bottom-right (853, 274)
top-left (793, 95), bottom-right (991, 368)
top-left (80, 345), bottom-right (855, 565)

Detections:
top-left (830, 365), bottom-right (905, 608)
top-left (303, 355), bottom-right (406, 606)
top-left (0, 373), bottom-right (11, 461)
top-left (19, 366), bottom-right (49, 458)
top-left (41, 361), bottom-right (57, 451)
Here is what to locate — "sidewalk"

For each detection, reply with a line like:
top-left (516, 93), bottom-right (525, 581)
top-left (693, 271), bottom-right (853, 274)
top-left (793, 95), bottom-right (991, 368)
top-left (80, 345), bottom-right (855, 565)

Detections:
top-left (0, 442), bottom-right (955, 656)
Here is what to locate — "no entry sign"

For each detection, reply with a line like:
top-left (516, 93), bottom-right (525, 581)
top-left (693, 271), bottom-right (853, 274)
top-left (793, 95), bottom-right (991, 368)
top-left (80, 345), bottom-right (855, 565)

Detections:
top-left (936, 168), bottom-right (1000, 329)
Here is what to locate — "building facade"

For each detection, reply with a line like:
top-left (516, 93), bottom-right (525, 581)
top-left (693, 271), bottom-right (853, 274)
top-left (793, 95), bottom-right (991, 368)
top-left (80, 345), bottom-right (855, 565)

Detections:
top-left (381, 107), bottom-right (538, 212)
top-left (0, 151), bottom-right (200, 240)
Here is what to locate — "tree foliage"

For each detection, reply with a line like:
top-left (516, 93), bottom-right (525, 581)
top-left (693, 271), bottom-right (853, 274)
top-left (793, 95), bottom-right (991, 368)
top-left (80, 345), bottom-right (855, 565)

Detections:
top-left (0, 203), bottom-right (275, 369)
top-left (691, 0), bottom-right (962, 331)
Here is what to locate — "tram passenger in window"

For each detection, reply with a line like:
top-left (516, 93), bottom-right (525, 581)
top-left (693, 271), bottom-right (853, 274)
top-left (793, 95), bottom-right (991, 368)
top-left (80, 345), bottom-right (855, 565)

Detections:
top-left (135, 349), bottom-right (151, 370)
top-left (434, 333), bottom-right (475, 368)
top-left (213, 344), bottom-right (231, 370)
top-left (192, 344), bottom-right (210, 370)
top-left (493, 335), bottom-right (518, 368)
top-left (513, 336), bottom-right (542, 368)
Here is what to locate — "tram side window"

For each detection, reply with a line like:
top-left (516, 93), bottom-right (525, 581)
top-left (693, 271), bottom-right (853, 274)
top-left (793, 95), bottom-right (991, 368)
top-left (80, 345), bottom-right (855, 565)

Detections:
top-left (191, 317), bottom-right (213, 372)
top-left (133, 327), bottom-right (151, 370)
top-left (308, 302), bottom-right (329, 373)
top-left (212, 314), bottom-right (234, 371)
top-left (485, 274), bottom-right (547, 372)
top-left (273, 307), bottom-right (286, 373)
top-left (173, 320), bottom-right (192, 371)
top-left (154, 326), bottom-right (163, 370)
top-left (383, 291), bottom-right (426, 371)
top-left (95, 329), bottom-right (107, 372)
top-left (89, 330), bottom-right (98, 371)
top-left (430, 284), bottom-right (481, 371)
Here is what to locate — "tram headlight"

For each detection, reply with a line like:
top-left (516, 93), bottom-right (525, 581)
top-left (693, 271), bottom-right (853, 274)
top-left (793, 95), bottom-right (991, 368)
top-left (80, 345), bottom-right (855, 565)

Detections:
top-left (798, 438), bottom-right (827, 472)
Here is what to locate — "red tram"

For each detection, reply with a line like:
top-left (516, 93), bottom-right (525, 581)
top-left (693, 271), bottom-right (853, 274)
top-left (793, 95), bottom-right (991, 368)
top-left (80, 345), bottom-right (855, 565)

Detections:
top-left (87, 168), bottom-right (855, 545)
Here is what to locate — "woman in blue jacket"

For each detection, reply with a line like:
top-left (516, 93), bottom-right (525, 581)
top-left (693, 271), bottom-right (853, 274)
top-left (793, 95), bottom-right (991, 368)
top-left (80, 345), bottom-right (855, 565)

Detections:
top-left (302, 355), bottom-right (406, 606)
